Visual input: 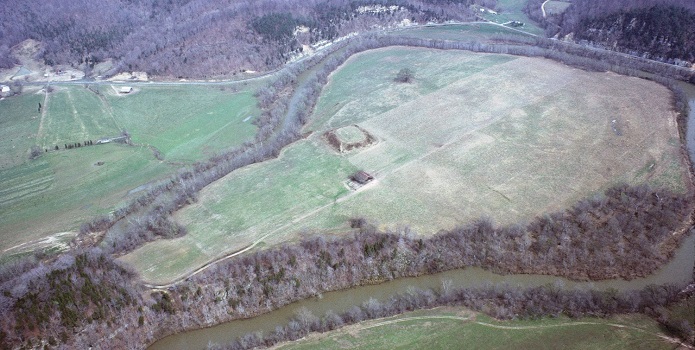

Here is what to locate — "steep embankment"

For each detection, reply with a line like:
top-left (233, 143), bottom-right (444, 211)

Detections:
top-left (573, 5), bottom-right (695, 65)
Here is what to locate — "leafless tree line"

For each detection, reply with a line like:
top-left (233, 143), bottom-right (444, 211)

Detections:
top-left (524, 0), bottom-right (695, 65)
top-left (3, 29), bottom-right (695, 349)
top-left (135, 185), bottom-right (690, 348)
top-left (0, 0), bottom-right (484, 76)
top-left (215, 283), bottom-right (691, 350)
top-left (2, 181), bottom-right (691, 348)
top-left (74, 30), bottom-right (695, 257)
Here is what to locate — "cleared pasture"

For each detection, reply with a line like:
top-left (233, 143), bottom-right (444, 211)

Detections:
top-left (476, 0), bottom-right (544, 35)
top-left (107, 85), bottom-right (259, 162)
top-left (544, 1), bottom-right (572, 16)
top-left (124, 47), bottom-right (690, 284)
top-left (273, 307), bottom-right (676, 350)
top-left (0, 91), bottom-right (44, 170)
top-left (335, 125), bottom-right (368, 144)
top-left (0, 145), bottom-right (170, 253)
top-left (120, 140), bottom-right (358, 283)
top-left (385, 23), bottom-right (532, 42)
top-left (38, 87), bottom-right (121, 147)
top-left (0, 84), bottom-right (259, 254)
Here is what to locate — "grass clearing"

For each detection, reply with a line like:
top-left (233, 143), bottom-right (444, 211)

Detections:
top-left (385, 23), bottom-right (534, 43)
top-left (544, 1), bottom-right (572, 16)
top-left (476, 0), bottom-right (544, 35)
top-left (273, 307), bottom-right (676, 350)
top-left (0, 84), bottom-right (260, 254)
top-left (0, 90), bottom-right (44, 170)
top-left (0, 144), bottom-right (171, 253)
top-left (124, 48), bottom-right (690, 284)
top-left (120, 139), bottom-right (358, 283)
top-left (38, 86), bottom-right (121, 147)
top-left (107, 85), bottom-right (260, 162)
top-left (335, 125), bottom-right (368, 144)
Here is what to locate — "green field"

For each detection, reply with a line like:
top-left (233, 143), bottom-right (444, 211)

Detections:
top-left (106, 85), bottom-right (259, 162)
top-left (335, 125), bottom-right (368, 144)
top-left (274, 307), bottom-right (678, 350)
top-left (475, 0), bottom-right (544, 35)
top-left (387, 22), bottom-right (535, 42)
top-left (0, 91), bottom-right (44, 170)
top-left (544, 1), bottom-right (571, 16)
top-left (122, 47), bottom-right (690, 284)
top-left (0, 83), bottom-right (260, 254)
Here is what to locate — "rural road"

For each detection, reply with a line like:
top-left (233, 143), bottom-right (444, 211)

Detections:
top-left (541, 0), bottom-right (550, 17)
top-left (17, 19), bottom-right (683, 91)
top-left (19, 22), bottom-right (532, 89)
top-left (22, 70), bottom-right (277, 87)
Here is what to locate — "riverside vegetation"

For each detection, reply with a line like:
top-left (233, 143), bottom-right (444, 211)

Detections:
top-left (1, 20), bottom-right (695, 350)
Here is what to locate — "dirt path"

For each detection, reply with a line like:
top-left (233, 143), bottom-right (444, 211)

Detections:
top-left (541, 0), bottom-right (550, 18)
top-left (3, 231), bottom-right (75, 255)
top-left (92, 86), bottom-right (123, 132)
top-left (143, 242), bottom-right (259, 289)
top-left (360, 315), bottom-right (471, 330)
top-left (35, 88), bottom-right (49, 143)
top-left (325, 314), bottom-right (693, 349)
top-left (66, 89), bottom-right (88, 137)
top-left (474, 320), bottom-right (693, 349)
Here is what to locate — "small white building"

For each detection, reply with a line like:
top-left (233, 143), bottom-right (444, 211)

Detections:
top-left (119, 86), bottom-right (133, 94)
top-left (0, 85), bottom-right (10, 93)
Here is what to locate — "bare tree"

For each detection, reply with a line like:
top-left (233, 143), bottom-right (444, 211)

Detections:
top-left (394, 68), bottom-right (415, 83)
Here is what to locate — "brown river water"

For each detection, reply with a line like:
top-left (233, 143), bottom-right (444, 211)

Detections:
top-left (149, 233), bottom-right (695, 350)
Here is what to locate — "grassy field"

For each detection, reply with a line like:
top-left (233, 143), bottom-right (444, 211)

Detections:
top-left (38, 87), bottom-right (121, 148)
top-left (122, 47), bottom-right (690, 284)
top-left (475, 0), bottom-right (545, 35)
top-left (0, 91), bottom-right (44, 170)
top-left (544, 1), bottom-right (571, 16)
top-left (386, 22), bottom-right (534, 43)
top-left (273, 307), bottom-right (678, 350)
top-left (335, 125), bottom-right (368, 144)
top-left (106, 85), bottom-right (259, 162)
top-left (0, 83), bottom-right (260, 254)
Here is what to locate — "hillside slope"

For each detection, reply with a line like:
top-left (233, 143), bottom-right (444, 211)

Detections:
top-left (0, 0), bottom-right (482, 78)
top-left (573, 5), bottom-right (695, 65)
top-left (523, 0), bottom-right (695, 66)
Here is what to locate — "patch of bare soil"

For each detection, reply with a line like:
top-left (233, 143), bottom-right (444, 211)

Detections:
top-left (323, 125), bottom-right (378, 153)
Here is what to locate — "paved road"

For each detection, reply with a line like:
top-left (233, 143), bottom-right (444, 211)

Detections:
top-left (18, 19), bottom-right (689, 90)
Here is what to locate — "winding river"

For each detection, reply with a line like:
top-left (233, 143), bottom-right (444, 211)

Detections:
top-left (150, 234), bottom-right (695, 350)
top-left (149, 69), bottom-right (695, 350)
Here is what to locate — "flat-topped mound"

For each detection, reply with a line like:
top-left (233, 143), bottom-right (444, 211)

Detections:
top-left (324, 125), bottom-right (377, 153)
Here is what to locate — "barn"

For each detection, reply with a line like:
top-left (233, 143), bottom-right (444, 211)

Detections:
top-left (351, 170), bottom-right (373, 184)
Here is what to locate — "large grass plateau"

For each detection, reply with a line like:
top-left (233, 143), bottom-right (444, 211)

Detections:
top-left (122, 47), bottom-right (690, 284)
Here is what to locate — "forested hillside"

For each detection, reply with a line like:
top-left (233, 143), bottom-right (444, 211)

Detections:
top-left (525, 0), bottom-right (695, 65)
top-left (0, 0), bottom-right (483, 78)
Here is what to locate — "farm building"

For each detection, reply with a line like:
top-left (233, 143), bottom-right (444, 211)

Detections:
top-left (119, 86), bottom-right (133, 94)
top-left (351, 170), bottom-right (374, 184)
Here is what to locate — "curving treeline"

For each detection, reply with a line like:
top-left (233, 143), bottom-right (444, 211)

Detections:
top-left (215, 283), bottom-right (688, 350)
top-left (1, 31), bottom-right (694, 349)
top-left (77, 32), bottom-right (695, 257)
